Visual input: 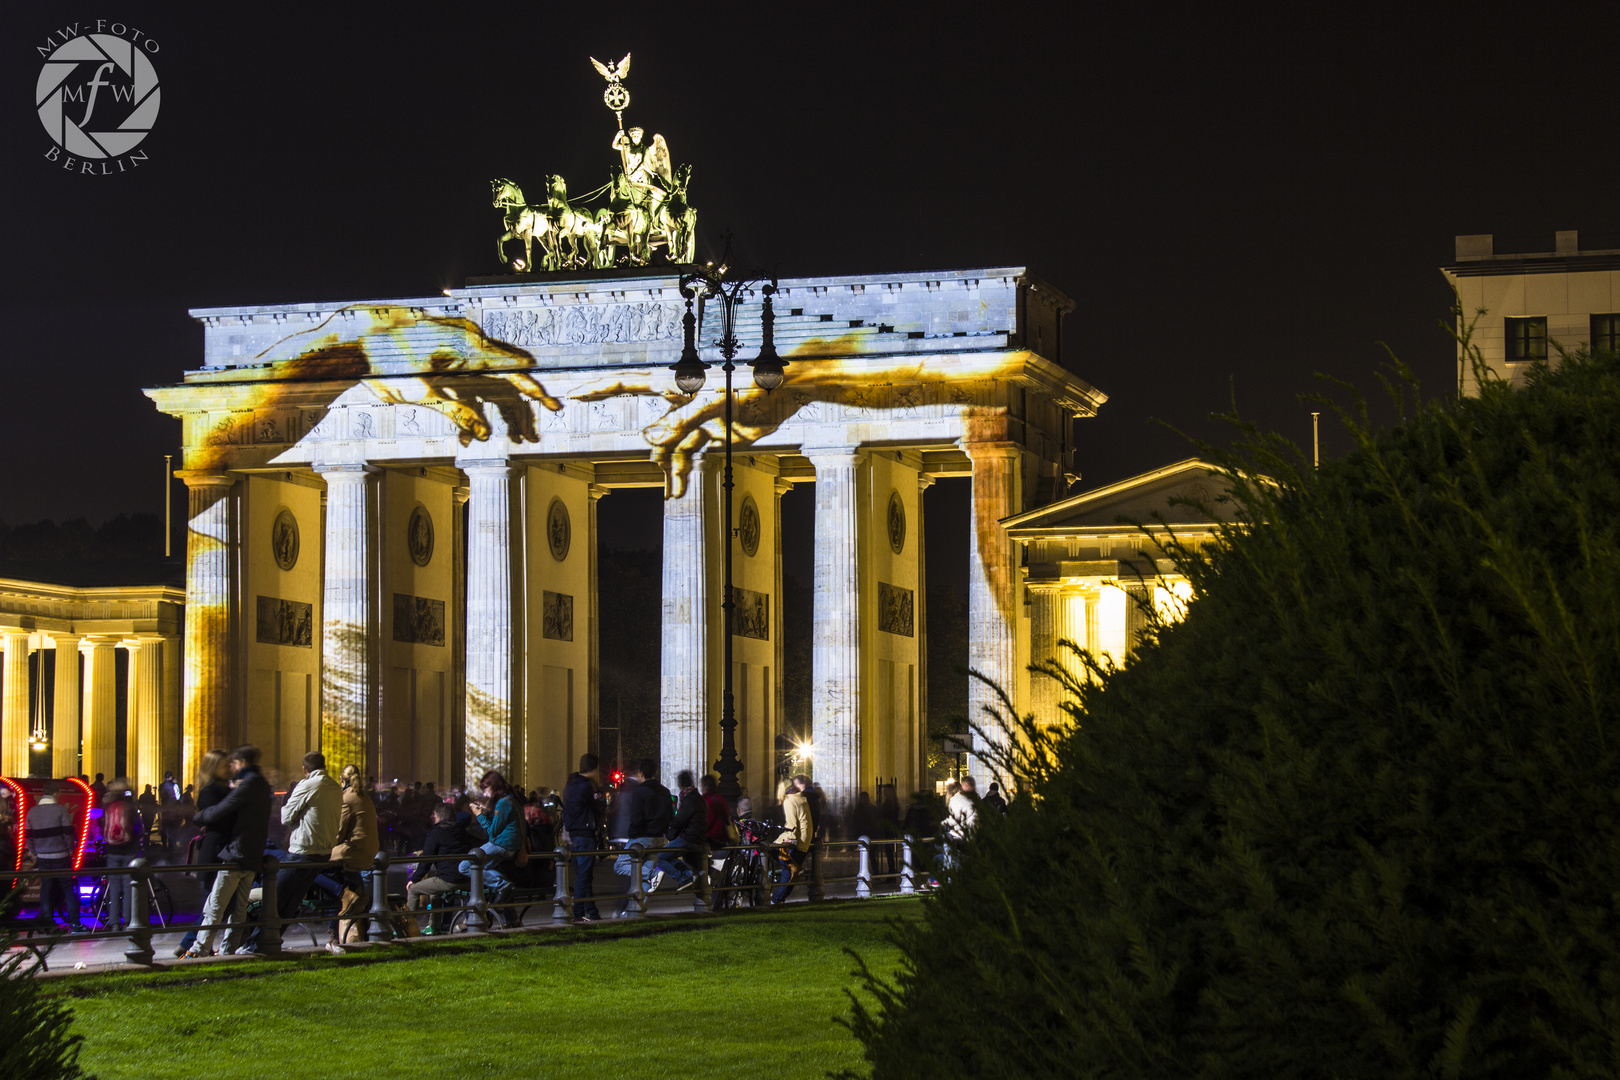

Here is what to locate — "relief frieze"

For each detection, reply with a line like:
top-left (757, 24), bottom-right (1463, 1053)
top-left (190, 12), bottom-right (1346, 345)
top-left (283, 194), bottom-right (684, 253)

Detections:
top-left (482, 302), bottom-right (681, 348)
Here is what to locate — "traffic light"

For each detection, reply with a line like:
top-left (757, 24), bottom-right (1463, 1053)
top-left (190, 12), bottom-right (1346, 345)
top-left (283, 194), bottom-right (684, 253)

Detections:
top-left (611, 770), bottom-right (624, 786)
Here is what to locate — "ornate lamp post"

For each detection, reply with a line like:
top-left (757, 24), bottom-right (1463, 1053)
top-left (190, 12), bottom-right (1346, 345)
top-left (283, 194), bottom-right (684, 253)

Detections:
top-left (669, 259), bottom-right (786, 805)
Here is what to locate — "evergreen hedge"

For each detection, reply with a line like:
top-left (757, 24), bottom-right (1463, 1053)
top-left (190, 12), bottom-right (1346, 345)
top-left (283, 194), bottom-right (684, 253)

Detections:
top-left (844, 345), bottom-right (1620, 1078)
top-left (0, 895), bottom-right (88, 1079)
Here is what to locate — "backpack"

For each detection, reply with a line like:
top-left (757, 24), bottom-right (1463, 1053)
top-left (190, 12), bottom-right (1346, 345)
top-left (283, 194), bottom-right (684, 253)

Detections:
top-left (104, 799), bottom-right (137, 846)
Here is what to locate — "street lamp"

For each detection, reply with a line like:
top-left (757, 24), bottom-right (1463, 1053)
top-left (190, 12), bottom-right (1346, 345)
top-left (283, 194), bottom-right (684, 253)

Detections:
top-left (669, 256), bottom-right (787, 806)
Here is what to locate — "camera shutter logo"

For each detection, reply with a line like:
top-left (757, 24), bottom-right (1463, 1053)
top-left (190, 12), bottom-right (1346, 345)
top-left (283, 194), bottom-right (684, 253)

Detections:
top-left (36, 32), bottom-right (160, 160)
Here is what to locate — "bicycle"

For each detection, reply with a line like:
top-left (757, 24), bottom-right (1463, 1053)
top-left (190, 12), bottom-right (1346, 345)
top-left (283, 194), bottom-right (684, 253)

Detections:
top-left (711, 819), bottom-right (780, 910)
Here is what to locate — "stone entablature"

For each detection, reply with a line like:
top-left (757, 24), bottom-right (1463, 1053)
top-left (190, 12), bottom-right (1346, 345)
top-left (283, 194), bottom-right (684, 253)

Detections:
top-left (0, 579), bottom-right (183, 637)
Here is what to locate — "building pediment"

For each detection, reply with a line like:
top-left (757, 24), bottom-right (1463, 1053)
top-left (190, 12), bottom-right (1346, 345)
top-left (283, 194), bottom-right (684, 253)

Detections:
top-left (1002, 458), bottom-right (1237, 538)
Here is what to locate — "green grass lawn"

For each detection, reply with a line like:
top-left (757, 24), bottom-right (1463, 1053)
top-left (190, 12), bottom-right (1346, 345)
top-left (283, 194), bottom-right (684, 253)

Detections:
top-left (45, 898), bottom-right (919, 1080)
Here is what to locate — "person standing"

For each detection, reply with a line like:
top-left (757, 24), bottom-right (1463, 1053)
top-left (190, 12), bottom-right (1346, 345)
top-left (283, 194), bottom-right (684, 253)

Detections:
top-left (100, 780), bottom-right (142, 929)
top-left (26, 782), bottom-right (85, 932)
top-left (174, 750), bottom-right (229, 957)
top-left (771, 775), bottom-right (814, 905)
top-left (274, 751), bottom-right (341, 944)
top-left (329, 763), bottom-right (380, 953)
top-left (614, 760), bottom-right (671, 913)
top-left (185, 746), bottom-right (272, 958)
top-left (562, 754), bottom-right (604, 923)
top-left (983, 781), bottom-right (1007, 815)
top-left (700, 775), bottom-right (731, 849)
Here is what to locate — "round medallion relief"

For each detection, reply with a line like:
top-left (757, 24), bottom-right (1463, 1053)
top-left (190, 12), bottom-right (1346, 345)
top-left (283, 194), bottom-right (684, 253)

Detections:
top-left (271, 509), bottom-right (299, 571)
top-left (887, 490), bottom-right (906, 555)
top-left (547, 498), bottom-right (571, 562)
top-left (738, 494), bottom-right (761, 558)
top-left (407, 505), bottom-right (434, 567)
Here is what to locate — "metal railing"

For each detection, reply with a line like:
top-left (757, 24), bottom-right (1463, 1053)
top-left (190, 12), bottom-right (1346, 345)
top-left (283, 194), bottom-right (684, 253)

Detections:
top-left (1, 834), bottom-right (941, 969)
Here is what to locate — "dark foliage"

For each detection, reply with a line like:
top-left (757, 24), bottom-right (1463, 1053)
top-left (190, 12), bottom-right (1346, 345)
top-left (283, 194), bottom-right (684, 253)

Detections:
top-left (843, 344), bottom-right (1620, 1078)
top-left (0, 895), bottom-right (89, 1079)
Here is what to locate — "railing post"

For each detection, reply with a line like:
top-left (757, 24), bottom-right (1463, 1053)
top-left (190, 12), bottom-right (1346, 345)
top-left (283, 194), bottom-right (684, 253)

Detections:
top-left (900, 836), bottom-right (915, 895)
top-left (694, 845), bottom-right (710, 913)
top-left (258, 854), bottom-right (283, 954)
top-left (552, 845), bottom-right (571, 925)
top-left (467, 850), bottom-right (489, 932)
top-left (122, 858), bottom-right (153, 964)
top-left (856, 835), bottom-right (872, 899)
top-left (630, 847), bottom-right (647, 918)
top-left (755, 842), bottom-right (772, 907)
top-left (369, 852), bottom-right (393, 942)
top-left (809, 840), bottom-right (825, 902)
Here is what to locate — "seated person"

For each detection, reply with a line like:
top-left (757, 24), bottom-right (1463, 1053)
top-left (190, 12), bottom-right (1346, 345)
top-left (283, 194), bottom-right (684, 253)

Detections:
top-left (406, 802), bottom-right (470, 933)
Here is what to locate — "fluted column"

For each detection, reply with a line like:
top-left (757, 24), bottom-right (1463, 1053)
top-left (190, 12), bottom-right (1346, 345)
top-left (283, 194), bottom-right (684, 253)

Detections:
top-left (772, 477), bottom-right (792, 789)
top-left (808, 447), bottom-right (865, 812)
top-left (160, 635), bottom-right (181, 782)
top-left (81, 638), bottom-right (118, 781)
top-left (965, 443), bottom-right (1021, 781)
top-left (659, 457), bottom-right (710, 784)
top-left (915, 474), bottom-right (933, 793)
top-left (316, 463), bottom-right (380, 777)
top-left (128, 640), bottom-right (163, 791)
top-left (178, 472), bottom-right (237, 786)
top-left (463, 461), bottom-right (515, 786)
top-left (51, 635), bottom-right (80, 778)
top-left (450, 486), bottom-right (469, 789)
top-left (1028, 584), bottom-right (1061, 726)
top-left (1, 631), bottom-right (31, 776)
top-left (588, 484), bottom-right (608, 760)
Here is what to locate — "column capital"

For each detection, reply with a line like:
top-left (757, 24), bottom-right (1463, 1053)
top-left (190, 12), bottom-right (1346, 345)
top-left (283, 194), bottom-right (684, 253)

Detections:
top-left (452, 485), bottom-right (470, 505)
top-left (1, 628), bottom-right (31, 647)
top-left (961, 440), bottom-right (1022, 461)
top-left (588, 483), bottom-right (611, 501)
top-left (774, 477), bottom-right (794, 497)
top-left (459, 458), bottom-right (513, 477)
top-left (918, 474), bottom-right (937, 493)
top-left (802, 445), bottom-right (866, 463)
top-left (47, 631), bottom-right (81, 645)
top-left (175, 470), bottom-right (235, 489)
top-left (314, 462), bottom-right (381, 479)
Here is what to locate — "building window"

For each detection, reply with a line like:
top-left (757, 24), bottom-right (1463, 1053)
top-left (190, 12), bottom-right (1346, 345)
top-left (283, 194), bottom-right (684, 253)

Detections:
top-left (1505, 316), bottom-right (1548, 362)
top-left (1592, 314), bottom-right (1620, 355)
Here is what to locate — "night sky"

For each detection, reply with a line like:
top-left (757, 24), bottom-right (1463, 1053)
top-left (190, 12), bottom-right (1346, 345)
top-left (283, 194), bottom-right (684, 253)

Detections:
top-left (4, 5), bottom-right (1614, 540)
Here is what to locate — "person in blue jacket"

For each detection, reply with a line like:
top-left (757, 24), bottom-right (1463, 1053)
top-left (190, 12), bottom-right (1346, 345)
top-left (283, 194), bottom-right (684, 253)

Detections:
top-left (459, 770), bottom-right (520, 903)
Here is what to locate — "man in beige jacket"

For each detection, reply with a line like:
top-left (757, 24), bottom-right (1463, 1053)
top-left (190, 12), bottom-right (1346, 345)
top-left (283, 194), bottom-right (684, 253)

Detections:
top-left (327, 763), bottom-right (379, 953)
top-left (771, 775), bottom-right (814, 906)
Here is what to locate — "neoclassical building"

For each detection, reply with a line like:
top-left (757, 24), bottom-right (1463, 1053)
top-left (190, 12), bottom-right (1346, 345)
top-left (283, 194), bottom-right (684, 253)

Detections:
top-left (0, 577), bottom-right (184, 787)
top-left (1004, 459), bottom-right (1237, 725)
top-left (145, 265), bottom-right (1104, 806)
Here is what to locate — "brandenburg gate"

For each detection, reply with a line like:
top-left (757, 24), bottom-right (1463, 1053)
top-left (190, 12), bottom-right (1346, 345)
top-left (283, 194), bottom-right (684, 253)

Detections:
top-left (144, 55), bottom-right (1104, 807)
top-left (146, 267), bottom-right (1102, 807)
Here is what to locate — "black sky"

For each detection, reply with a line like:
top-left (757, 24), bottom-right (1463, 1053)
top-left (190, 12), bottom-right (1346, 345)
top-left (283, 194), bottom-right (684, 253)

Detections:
top-left (2, 4), bottom-right (1613, 527)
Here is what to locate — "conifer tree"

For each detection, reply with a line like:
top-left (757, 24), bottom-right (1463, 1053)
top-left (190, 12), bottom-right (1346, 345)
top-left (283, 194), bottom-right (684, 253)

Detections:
top-left (844, 339), bottom-right (1620, 1078)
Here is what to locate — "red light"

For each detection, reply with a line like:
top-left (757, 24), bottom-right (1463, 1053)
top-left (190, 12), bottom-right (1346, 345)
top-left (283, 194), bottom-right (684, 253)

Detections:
top-left (2, 777), bottom-right (26, 889)
top-left (64, 776), bottom-right (93, 872)
top-left (611, 771), bottom-right (624, 785)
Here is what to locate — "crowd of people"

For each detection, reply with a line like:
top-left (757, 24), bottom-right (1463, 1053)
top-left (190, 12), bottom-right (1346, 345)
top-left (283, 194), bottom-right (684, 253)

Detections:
top-left (12, 744), bottom-right (1004, 949)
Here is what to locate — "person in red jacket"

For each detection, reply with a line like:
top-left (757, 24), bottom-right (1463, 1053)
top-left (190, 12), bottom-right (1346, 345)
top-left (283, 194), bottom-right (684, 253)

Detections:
top-left (700, 775), bottom-right (731, 848)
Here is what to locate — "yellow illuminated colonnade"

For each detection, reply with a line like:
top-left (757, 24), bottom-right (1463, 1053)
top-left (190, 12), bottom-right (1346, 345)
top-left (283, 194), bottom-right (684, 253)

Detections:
top-left (1002, 459), bottom-right (1234, 728)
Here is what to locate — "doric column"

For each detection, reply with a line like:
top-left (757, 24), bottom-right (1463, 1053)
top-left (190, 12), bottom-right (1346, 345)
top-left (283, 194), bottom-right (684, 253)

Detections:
top-left (965, 443), bottom-right (1022, 781)
top-left (1, 631), bottom-right (31, 777)
top-left (160, 635), bottom-right (181, 782)
top-left (81, 637), bottom-right (118, 781)
top-left (1028, 584), bottom-right (1062, 726)
top-left (772, 476), bottom-right (792, 790)
top-left (127, 640), bottom-right (164, 791)
top-left (51, 635), bottom-right (80, 779)
top-left (915, 474), bottom-right (933, 792)
top-left (807, 447), bottom-right (865, 812)
top-left (450, 486), bottom-right (469, 789)
top-left (178, 472), bottom-right (237, 786)
top-left (316, 463), bottom-right (380, 777)
top-left (588, 484), bottom-right (608, 761)
top-left (462, 460), bottom-right (515, 786)
top-left (659, 457), bottom-right (710, 784)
